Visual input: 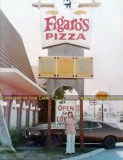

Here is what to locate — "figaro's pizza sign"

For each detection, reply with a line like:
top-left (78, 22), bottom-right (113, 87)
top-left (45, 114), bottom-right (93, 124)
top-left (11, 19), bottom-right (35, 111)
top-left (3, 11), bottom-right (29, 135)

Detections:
top-left (40, 0), bottom-right (93, 48)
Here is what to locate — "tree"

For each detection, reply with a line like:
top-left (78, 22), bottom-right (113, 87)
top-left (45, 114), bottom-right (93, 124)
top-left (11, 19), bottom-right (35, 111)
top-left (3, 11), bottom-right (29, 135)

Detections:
top-left (39, 86), bottom-right (73, 123)
top-left (53, 86), bottom-right (73, 99)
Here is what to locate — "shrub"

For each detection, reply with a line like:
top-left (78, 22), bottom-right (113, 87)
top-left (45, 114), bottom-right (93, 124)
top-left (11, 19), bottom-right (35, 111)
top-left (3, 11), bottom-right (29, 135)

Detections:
top-left (9, 128), bottom-right (24, 148)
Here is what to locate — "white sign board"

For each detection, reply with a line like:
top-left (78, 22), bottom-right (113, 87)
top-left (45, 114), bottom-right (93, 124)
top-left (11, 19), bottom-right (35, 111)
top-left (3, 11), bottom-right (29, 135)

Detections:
top-left (56, 100), bottom-right (76, 129)
top-left (40, 0), bottom-right (93, 49)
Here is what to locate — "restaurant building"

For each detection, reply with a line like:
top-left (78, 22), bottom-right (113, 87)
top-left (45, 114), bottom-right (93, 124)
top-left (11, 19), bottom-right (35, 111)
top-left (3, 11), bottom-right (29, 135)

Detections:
top-left (0, 9), bottom-right (46, 129)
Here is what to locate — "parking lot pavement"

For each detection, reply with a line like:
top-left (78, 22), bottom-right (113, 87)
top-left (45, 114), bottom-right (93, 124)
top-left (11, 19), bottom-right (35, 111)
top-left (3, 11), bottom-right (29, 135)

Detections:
top-left (82, 143), bottom-right (123, 160)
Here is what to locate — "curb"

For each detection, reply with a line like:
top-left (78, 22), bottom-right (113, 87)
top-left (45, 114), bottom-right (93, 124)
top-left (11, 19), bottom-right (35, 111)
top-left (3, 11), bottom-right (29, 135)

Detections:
top-left (61, 148), bottom-right (106, 160)
top-left (0, 147), bottom-right (16, 152)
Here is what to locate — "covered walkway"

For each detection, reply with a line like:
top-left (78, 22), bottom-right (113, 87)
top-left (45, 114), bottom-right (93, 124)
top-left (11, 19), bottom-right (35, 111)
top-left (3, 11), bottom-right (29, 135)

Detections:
top-left (0, 68), bottom-right (46, 128)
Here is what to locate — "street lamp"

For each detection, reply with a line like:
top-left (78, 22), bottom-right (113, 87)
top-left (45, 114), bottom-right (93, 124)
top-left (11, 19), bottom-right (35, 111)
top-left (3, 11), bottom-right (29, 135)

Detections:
top-left (33, 107), bottom-right (35, 110)
top-left (0, 101), bottom-right (8, 108)
top-left (2, 102), bottom-right (8, 106)
top-left (30, 106), bottom-right (35, 111)
top-left (23, 105), bottom-right (29, 110)
top-left (16, 104), bottom-right (20, 108)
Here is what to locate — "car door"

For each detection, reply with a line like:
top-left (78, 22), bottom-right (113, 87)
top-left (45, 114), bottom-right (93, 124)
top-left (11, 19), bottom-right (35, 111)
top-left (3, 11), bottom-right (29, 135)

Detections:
top-left (76, 120), bottom-right (94, 143)
top-left (84, 121), bottom-right (95, 143)
top-left (92, 122), bottom-right (104, 143)
top-left (76, 121), bottom-right (101, 143)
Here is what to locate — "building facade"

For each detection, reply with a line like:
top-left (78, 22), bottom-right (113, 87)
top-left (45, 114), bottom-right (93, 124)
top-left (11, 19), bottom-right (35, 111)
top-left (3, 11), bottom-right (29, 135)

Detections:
top-left (0, 9), bottom-right (46, 129)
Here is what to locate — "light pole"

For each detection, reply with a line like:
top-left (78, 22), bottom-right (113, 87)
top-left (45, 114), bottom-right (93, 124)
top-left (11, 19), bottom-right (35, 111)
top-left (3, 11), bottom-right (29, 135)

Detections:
top-left (89, 99), bottom-right (98, 118)
top-left (109, 85), bottom-right (111, 123)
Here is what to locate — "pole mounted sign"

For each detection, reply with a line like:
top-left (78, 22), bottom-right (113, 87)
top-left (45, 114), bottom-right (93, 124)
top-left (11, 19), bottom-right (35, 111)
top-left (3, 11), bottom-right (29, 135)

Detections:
top-left (39, 57), bottom-right (93, 78)
top-left (33, 0), bottom-right (100, 149)
top-left (40, 0), bottom-right (93, 49)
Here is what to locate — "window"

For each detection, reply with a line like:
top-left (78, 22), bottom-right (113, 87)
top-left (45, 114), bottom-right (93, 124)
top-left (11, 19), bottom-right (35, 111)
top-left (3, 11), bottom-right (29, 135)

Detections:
top-left (92, 122), bottom-right (99, 128)
top-left (84, 121), bottom-right (92, 129)
top-left (84, 121), bottom-right (101, 129)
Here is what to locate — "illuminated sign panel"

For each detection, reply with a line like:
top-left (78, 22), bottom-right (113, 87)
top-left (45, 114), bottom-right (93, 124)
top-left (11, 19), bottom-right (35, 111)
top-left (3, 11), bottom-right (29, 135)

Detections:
top-left (40, 0), bottom-right (93, 48)
top-left (39, 57), bottom-right (56, 77)
top-left (57, 57), bottom-right (74, 77)
top-left (39, 57), bottom-right (93, 78)
top-left (75, 57), bottom-right (93, 77)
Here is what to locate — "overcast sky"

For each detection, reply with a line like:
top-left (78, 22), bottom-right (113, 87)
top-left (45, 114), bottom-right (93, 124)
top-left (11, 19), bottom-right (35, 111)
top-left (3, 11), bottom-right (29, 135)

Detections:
top-left (1, 0), bottom-right (123, 111)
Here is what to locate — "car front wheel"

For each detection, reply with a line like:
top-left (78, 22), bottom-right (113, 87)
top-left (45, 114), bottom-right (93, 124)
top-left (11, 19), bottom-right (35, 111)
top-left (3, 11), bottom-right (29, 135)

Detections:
top-left (103, 136), bottom-right (116, 149)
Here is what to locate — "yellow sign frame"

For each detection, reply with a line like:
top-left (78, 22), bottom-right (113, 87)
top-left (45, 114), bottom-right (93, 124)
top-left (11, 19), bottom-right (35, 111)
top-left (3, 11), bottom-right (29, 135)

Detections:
top-left (57, 57), bottom-right (74, 78)
top-left (75, 57), bottom-right (93, 78)
top-left (39, 57), bottom-right (56, 77)
top-left (39, 57), bottom-right (93, 78)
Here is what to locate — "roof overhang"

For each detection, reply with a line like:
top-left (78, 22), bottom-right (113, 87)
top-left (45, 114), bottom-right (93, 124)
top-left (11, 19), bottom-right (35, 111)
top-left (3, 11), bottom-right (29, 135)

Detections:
top-left (0, 68), bottom-right (47, 96)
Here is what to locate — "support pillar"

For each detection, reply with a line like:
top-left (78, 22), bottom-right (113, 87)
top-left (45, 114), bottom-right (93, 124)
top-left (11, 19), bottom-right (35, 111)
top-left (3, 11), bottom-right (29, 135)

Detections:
top-left (35, 100), bottom-right (39, 124)
top-left (26, 100), bottom-right (31, 127)
top-left (37, 100), bottom-right (40, 124)
top-left (3, 100), bottom-right (12, 128)
top-left (47, 99), bottom-right (52, 147)
top-left (32, 101), bottom-right (36, 126)
top-left (80, 99), bottom-right (84, 148)
top-left (16, 100), bottom-right (23, 129)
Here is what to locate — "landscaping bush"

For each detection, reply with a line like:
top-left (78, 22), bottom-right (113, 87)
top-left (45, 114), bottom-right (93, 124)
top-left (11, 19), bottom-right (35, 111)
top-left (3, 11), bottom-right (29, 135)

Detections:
top-left (9, 128), bottom-right (24, 148)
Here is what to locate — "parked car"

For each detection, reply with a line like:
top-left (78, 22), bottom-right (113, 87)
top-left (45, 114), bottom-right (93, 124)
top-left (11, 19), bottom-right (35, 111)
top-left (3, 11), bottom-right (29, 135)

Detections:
top-left (22, 120), bottom-right (123, 149)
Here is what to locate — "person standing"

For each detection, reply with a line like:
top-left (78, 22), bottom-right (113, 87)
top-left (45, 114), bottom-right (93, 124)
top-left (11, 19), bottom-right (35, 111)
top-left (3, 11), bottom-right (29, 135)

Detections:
top-left (65, 111), bottom-right (76, 154)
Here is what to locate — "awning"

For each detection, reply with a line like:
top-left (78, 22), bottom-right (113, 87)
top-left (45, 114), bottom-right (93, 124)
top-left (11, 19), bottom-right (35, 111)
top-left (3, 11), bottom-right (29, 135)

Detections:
top-left (0, 68), bottom-right (47, 96)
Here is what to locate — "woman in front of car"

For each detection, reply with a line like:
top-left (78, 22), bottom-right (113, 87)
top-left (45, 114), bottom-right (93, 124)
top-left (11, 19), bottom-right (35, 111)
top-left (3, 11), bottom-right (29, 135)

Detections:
top-left (65, 111), bottom-right (76, 154)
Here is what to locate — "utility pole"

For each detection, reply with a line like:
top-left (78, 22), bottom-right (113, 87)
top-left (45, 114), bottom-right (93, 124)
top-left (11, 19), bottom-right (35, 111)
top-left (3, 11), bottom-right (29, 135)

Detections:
top-left (80, 99), bottom-right (84, 148)
top-left (109, 85), bottom-right (111, 123)
top-left (47, 99), bottom-right (52, 148)
top-left (102, 104), bottom-right (104, 121)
